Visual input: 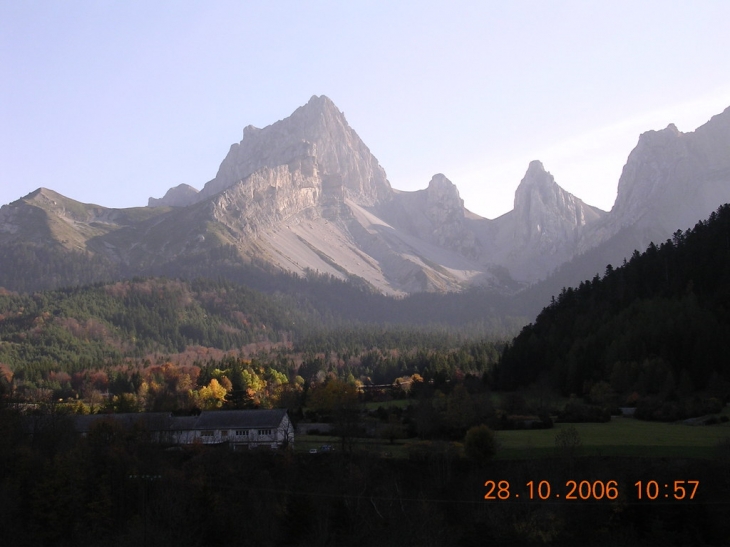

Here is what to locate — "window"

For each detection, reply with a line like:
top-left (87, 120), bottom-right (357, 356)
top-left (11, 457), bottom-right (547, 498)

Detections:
top-left (258, 429), bottom-right (272, 436)
top-left (201, 430), bottom-right (214, 437)
top-left (221, 430), bottom-right (229, 437)
top-left (235, 430), bottom-right (249, 436)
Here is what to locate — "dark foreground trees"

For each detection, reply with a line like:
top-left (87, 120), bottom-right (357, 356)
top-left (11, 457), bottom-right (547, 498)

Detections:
top-left (1, 407), bottom-right (729, 546)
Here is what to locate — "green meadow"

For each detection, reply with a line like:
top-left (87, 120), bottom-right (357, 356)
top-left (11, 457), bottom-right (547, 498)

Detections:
top-left (296, 412), bottom-right (730, 460)
top-left (495, 417), bottom-right (730, 459)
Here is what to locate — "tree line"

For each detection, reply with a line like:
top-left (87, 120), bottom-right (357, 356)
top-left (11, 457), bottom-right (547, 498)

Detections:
top-left (496, 204), bottom-right (730, 419)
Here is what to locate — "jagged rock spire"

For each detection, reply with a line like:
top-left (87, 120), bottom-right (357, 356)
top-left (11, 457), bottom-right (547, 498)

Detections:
top-left (513, 160), bottom-right (601, 243)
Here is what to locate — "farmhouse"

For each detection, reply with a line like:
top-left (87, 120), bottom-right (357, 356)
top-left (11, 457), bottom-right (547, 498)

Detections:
top-left (73, 409), bottom-right (294, 450)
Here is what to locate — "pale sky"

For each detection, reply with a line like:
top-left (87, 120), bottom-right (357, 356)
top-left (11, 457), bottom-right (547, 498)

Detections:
top-left (2, 1), bottom-right (729, 219)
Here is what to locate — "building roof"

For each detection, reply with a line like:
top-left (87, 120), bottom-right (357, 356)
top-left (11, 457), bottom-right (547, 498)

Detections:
top-left (168, 415), bottom-right (199, 430)
top-left (72, 409), bottom-right (289, 433)
top-left (193, 409), bottom-right (288, 430)
top-left (73, 412), bottom-right (173, 433)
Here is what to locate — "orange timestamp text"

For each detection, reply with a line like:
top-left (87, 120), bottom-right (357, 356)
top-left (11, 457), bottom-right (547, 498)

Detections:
top-left (484, 480), bottom-right (699, 501)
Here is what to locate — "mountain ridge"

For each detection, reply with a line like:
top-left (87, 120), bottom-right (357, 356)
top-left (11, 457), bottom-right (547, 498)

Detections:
top-left (2, 97), bottom-right (729, 301)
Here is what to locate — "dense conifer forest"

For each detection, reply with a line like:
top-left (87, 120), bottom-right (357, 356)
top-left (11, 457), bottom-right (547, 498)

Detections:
top-left (496, 204), bottom-right (730, 419)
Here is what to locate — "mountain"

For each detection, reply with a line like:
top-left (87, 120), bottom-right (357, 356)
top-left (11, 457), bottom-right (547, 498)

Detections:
top-left (112, 95), bottom-right (611, 293)
top-left (610, 108), bottom-right (730, 236)
top-left (536, 106), bottom-right (730, 303)
top-left (1, 97), bottom-right (729, 305)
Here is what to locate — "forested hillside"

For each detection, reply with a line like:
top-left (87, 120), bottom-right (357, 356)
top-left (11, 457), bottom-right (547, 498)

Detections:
top-left (0, 277), bottom-right (308, 368)
top-left (0, 238), bottom-right (523, 333)
top-left (496, 204), bottom-right (730, 416)
top-left (0, 274), bottom-right (514, 368)
top-left (0, 274), bottom-right (505, 412)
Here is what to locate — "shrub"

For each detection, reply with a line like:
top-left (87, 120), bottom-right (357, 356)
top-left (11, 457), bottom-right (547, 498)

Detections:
top-left (464, 424), bottom-right (497, 464)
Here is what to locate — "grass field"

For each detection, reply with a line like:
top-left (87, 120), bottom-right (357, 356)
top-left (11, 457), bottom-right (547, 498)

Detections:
top-left (495, 416), bottom-right (730, 459)
top-left (295, 415), bottom-right (730, 460)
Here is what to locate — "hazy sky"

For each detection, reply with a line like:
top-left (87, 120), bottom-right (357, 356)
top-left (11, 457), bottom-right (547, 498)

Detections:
top-left (2, 1), bottom-right (729, 219)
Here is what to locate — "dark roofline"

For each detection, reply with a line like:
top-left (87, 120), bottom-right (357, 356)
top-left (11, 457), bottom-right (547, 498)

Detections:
top-left (71, 409), bottom-right (290, 433)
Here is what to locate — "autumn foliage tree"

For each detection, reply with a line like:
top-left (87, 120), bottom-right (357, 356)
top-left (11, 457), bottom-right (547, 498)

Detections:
top-left (308, 378), bottom-right (361, 451)
top-left (192, 378), bottom-right (228, 410)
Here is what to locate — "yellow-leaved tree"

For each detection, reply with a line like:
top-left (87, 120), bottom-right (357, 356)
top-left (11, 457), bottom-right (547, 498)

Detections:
top-left (192, 378), bottom-right (228, 410)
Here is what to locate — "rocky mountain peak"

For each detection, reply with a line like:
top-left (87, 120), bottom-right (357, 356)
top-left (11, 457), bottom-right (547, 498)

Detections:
top-left (513, 160), bottom-right (557, 210)
top-left (194, 96), bottom-right (392, 207)
top-left (611, 124), bottom-right (686, 225)
top-left (422, 173), bottom-right (475, 255)
top-left (243, 124), bottom-right (261, 138)
top-left (3, 101), bottom-right (730, 297)
top-left (426, 173), bottom-right (464, 212)
top-left (297, 94), bottom-right (340, 117)
top-left (611, 106), bottom-right (730, 233)
top-left (513, 160), bottom-right (604, 244)
top-left (521, 159), bottom-right (550, 181)
top-left (148, 184), bottom-right (199, 208)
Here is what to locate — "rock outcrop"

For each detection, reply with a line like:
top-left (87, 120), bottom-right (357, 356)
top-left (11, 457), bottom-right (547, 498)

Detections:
top-left (148, 183), bottom-right (199, 207)
top-left (209, 156), bottom-right (321, 238)
top-left (577, 106), bottom-right (730, 257)
top-left (511, 160), bottom-right (604, 247)
top-left (470, 161), bottom-right (605, 282)
top-left (382, 174), bottom-right (478, 258)
top-left (612, 107), bottom-right (730, 233)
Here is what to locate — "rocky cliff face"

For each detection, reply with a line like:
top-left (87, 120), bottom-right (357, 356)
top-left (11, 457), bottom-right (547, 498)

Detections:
top-left (577, 106), bottom-right (730, 257)
top-left (423, 174), bottom-right (477, 254)
top-left (612, 107), bottom-right (730, 232)
top-left (512, 160), bottom-right (604, 246)
top-left (472, 161), bottom-right (605, 282)
top-left (383, 174), bottom-right (478, 259)
top-left (209, 156), bottom-right (322, 238)
top-left (195, 95), bottom-right (392, 207)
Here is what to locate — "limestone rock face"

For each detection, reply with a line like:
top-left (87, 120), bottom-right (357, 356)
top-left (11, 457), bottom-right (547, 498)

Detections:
top-left (148, 184), bottom-right (199, 207)
top-left (611, 107), bottom-right (730, 234)
top-left (425, 174), bottom-right (464, 225)
top-left (196, 95), bottom-right (392, 207)
top-left (576, 106), bottom-right (730, 259)
top-left (208, 156), bottom-right (321, 237)
top-left (512, 160), bottom-right (603, 247)
top-left (380, 173), bottom-right (478, 259)
top-left (477, 161), bottom-right (605, 282)
top-left (423, 174), bottom-right (476, 255)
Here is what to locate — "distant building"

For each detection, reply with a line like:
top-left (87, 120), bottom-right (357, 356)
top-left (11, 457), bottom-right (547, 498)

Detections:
top-left (73, 409), bottom-right (294, 450)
